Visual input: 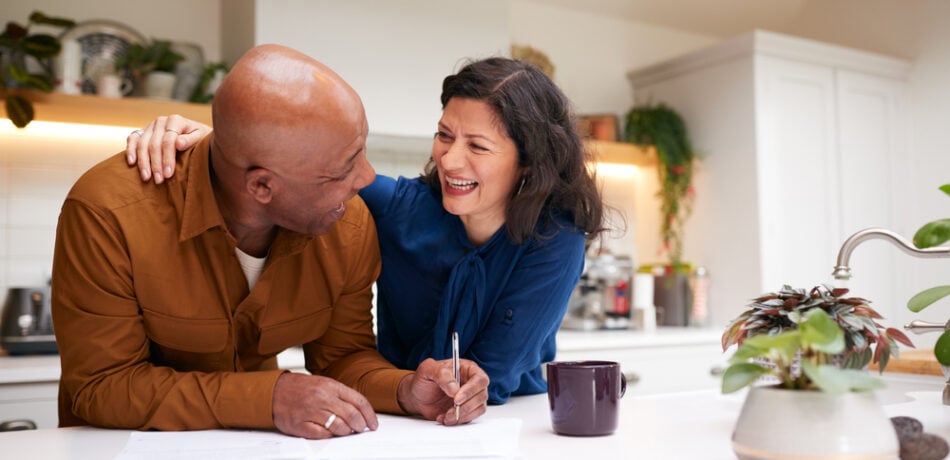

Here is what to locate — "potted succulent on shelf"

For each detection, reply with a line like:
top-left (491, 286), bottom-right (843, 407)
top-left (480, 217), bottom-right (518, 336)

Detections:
top-left (0, 10), bottom-right (76, 127)
top-left (908, 183), bottom-right (950, 366)
top-left (722, 304), bottom-right (904, 459)
top-left (114, 39), bottom-right (183, 99)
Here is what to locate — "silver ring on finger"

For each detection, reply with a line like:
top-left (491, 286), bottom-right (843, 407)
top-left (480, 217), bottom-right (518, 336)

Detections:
top-left (165, 128), bottom-right (180, 134)
top-left (324, 413), bottom-right (337, 430)
top-left (131, 129), bottom-right (144, 136)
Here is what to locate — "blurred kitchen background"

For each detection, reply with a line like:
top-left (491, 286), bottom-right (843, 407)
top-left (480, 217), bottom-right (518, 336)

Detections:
top-left (1, 0), bottom-right (949, 345)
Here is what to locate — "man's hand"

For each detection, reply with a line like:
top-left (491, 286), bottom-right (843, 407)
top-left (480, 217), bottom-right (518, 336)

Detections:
top-left (397, 358), bottom-right (489, 426)
top-left (272, 372), bottom-right (378, 439)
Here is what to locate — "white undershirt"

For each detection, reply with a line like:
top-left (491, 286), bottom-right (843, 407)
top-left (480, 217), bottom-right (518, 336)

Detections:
top-left (235, 248), bottom-right (267, 290)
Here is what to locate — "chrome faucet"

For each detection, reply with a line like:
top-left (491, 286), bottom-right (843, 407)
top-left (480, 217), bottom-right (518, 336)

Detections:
top-left (832, 228), bottom-right (950, 281)
top-left (832, 227), bottom-right (950, 403)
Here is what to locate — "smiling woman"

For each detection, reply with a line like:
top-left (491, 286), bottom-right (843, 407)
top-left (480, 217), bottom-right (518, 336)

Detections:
top-left (363, 57), bottom-right (607, 404)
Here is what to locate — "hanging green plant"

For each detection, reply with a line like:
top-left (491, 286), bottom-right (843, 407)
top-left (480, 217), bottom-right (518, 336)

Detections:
top-left (624, 103), bottom-right (695, 269)
top-left (0, 11), bottom-right (76, 128)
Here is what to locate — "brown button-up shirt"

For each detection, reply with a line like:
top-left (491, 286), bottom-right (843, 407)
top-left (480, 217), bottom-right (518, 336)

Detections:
top-left (51, 135), bottom-right (410, 430)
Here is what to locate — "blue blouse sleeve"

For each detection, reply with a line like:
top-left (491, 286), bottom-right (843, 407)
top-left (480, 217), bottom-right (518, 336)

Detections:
top-left (469, 229), bottom-right (586, 403)
top-left (358, 174), bottom-right (398, 219)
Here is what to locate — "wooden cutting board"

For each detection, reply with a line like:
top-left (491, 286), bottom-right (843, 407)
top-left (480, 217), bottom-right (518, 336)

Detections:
top-left (870, 349), bottom-right (944, 377)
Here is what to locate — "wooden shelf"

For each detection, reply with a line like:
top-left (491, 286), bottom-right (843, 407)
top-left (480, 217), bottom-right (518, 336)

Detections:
top-left (9, 90), bottom-right (212, 128)
top-left (585, 139), bottom-right (657, 166)
top-left (7, 92), bottom-right (655, 168)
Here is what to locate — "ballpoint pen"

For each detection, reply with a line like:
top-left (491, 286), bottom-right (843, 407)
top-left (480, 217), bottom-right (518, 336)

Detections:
top-left (452, 331), bottom-right (460, 421)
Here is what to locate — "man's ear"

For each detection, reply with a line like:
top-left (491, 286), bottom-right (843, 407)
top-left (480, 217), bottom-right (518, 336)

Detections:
top-left (245, 168), bottom-right (274, 204)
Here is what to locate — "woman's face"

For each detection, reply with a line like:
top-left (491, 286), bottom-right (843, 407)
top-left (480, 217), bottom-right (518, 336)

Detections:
top-left (432, 97), bottom-right (523, 238)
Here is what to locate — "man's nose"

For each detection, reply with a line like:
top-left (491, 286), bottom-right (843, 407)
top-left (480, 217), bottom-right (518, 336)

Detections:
top-left (354, 154), bottom-right (376, 190)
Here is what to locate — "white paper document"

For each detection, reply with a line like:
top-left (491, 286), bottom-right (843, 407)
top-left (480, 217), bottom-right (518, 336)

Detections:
top-left (115, 429), bottom-right (312, 460)
top-left (313, 416), bottom-right (522, 459)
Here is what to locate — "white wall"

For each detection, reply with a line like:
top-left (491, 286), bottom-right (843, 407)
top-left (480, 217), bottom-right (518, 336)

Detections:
top-left (510, 1), bottom-right (716, 118)
top-left (251, 0), bottom-right (510, 138)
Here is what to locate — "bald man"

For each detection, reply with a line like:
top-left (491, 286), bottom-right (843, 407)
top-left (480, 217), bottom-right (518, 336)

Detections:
top-left (51, 44), bottom-right (489, 439)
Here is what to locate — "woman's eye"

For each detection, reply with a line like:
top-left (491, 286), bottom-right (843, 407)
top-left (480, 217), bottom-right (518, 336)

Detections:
top-left (435, 131), bottom-right (451, 141)
top-left (470, 143), bottom-right (488, 152)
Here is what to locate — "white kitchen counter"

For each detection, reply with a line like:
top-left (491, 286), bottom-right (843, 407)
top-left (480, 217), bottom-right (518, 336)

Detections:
top-left (1, 374), bottom-right (946, 459)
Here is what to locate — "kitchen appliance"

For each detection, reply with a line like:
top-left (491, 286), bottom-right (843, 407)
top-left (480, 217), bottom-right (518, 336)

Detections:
top-left (561, 254), bottom-right (633, 330)
top-left (1, 286), bottom-right (58, 355)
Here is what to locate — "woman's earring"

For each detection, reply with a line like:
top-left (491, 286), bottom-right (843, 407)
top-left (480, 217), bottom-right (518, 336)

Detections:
top-left (517, 176), bottom-right (527, 195)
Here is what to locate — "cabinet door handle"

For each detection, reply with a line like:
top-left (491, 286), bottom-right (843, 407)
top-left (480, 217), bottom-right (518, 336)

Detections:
top-left (0, 419), bottom-right (37, 431)
top-left (709, 365), bottom-right (725, 376)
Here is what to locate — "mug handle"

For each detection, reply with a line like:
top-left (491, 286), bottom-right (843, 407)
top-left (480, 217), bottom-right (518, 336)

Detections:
top-left (619, 371), bottom-right (627, 398)
top-left (120, 77), bottom-right (134, 94)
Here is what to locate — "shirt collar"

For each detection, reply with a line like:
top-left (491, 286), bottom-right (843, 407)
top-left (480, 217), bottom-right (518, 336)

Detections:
top-left (179, 134), bottom-right (227, 242)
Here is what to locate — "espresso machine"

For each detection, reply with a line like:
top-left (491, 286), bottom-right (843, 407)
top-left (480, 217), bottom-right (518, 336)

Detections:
top-left (1, 285), bottom-right (58, 355)
top-left (562, 253), bottom-right (633, 330)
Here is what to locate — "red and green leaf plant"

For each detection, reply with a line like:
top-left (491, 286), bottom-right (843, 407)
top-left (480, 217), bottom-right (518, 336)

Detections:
top-left (722, 308), bottom-right (891, 394)
top-left (722, 284), bottom-right (914, 374)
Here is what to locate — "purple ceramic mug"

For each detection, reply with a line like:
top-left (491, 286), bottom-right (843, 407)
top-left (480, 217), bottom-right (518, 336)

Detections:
top-left (546, 360), bottom-right (627, 436)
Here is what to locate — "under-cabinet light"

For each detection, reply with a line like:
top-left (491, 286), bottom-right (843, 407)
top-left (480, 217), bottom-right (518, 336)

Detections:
top-left (0, 120), bottom-right (139, 140)
top-left (594, 162), bottom-right (639, 177)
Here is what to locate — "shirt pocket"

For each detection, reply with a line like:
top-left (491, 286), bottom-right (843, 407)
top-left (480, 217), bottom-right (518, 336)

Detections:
top-left (142, 308), bottom-right (230, 353)
top-left (257, 308), bottom-right (332, 356)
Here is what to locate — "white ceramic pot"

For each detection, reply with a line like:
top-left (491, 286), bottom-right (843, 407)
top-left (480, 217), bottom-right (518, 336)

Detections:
top-left (144, 71), bottom-right (177, 100)
top-left (732, 386), bottom-right (898, 460)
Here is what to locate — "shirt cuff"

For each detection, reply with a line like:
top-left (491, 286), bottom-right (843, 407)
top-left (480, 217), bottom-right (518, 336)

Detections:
top-left (216, 370), bottom-right (285, 429)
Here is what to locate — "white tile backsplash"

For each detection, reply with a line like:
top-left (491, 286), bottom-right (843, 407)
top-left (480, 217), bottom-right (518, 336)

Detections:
top-left (7, 227), bottom-right (56, 258)
top-left (6, 257), bottom-right (52, 287)
top-left (8, 197), bottom-right (64, 228)
top-left (6, 167), bottom-right (80, 199)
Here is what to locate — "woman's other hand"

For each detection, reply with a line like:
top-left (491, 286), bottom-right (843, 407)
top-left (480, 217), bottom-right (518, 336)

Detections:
top-left (126, 114), bottom-right (211, 184)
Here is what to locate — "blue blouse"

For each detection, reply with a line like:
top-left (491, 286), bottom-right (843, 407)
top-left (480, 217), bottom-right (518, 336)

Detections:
top-left (359, 175), bottom-right (585, 403)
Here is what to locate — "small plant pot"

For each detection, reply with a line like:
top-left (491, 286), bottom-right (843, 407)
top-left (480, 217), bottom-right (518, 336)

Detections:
top-left (653, 273), bottom-right (691, 326)
top-left (143, 71), bottom-right (177, 100)
top-left (732, 386), bottom-right (898, 459)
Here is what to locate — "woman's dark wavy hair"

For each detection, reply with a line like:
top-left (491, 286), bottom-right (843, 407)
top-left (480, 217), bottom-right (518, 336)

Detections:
top-left (420, 57), bottom-right (607, 245)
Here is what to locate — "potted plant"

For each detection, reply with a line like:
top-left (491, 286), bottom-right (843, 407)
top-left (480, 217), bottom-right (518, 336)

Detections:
top-left (189, 61), bottom-right (229, 103)
top-left (723, 306), bottom-right (902, 458)
top-left (624, 103), bottom-right (695, 270)
top-left (0, 11), bottom-right (75, 128)
top-left (114, 38), bottom-right (183, 99)
top-left (908, 183), bottom-right (950, 365)
top-left (624, 104), bottom-right (698, 326)
top-left (721, 284), bottom-right (914, 370)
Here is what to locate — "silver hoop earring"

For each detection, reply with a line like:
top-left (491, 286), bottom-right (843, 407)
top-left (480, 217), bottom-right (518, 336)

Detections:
top-left (517, 176), bottom-right (527, 195)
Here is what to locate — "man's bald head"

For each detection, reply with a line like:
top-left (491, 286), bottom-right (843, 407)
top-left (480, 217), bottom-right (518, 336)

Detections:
top-left (210, 44), bottom-right (367, 172)
top-left (203, 44), bottom-right (374, 240)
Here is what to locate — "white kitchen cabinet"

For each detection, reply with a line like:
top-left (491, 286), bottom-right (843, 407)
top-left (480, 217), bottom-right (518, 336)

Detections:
top-left (0, 381), bottom-right (58, 429)
top-left (0, 349), bottom-right (310, 430)
top-left (553, 329), bottom-right (726, 395)
top-left (627, 30), bottom-right (911, 326)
